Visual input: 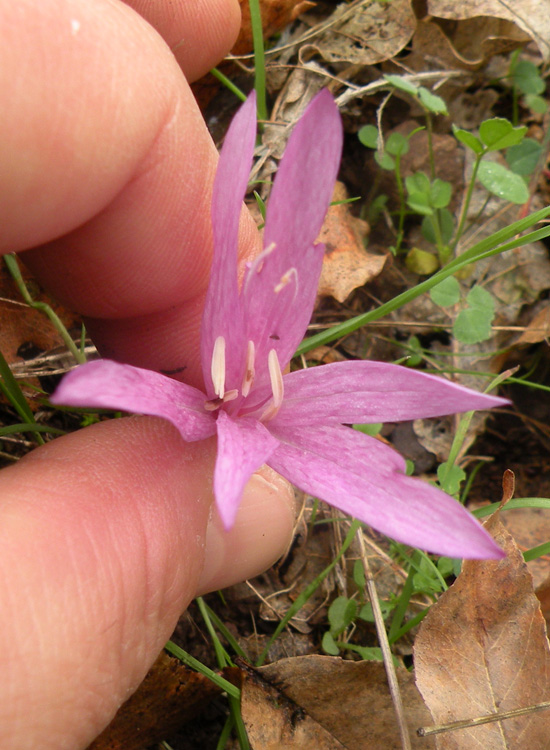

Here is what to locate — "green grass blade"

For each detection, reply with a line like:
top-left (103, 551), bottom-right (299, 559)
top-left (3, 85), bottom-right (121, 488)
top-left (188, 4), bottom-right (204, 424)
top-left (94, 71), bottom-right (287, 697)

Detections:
top-left (472, 497), bottom-right (550, 518)
top-left (297, 207), bottom-right (550, 355)
top-left (248, 0), bottom-right (267, 121)
top-left (210, 68), bottom-right (247, 102)
top-left (0, 347), bottom-right (44, 445)
top-left (164, 640), bottom-right (240, 698)
top-left (0, 423), bottom-right (65, 437)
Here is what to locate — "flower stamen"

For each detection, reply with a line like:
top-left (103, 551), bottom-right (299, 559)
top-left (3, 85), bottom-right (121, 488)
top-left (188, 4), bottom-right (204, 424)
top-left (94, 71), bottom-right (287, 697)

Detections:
top-left (274, 267), bottom-right (298, 295)
top-left (261, 348), bottom-right (284, 422)
top-left (244, 242), bottom-right (277, 293)
top-left (204, 389), bottom-right (239, 412)
top-left (211, 336), bottom-right (226, 398)
top-left (242, 340), bottom-right (256, 397)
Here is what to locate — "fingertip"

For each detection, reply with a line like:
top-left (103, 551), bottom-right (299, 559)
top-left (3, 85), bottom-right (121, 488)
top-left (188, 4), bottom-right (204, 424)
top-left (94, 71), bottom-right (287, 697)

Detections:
top-left (198, 466), bottom-right (297, 594)
top-left (127, 0), bottom-right (242, 81)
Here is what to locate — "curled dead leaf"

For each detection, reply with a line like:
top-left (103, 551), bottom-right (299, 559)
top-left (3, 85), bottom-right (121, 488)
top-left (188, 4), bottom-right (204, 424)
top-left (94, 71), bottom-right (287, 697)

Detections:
top-left (411, 15), bottom-right (529, 71)
top-left (427, 0), bottom-right (550, 61)
top-left (318, 182), bottom-right (385, 303)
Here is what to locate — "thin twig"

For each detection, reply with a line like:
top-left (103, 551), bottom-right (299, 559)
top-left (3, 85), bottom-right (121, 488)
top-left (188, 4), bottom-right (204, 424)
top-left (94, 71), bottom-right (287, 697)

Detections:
top-left (356, 526), bottom-right (412, 750)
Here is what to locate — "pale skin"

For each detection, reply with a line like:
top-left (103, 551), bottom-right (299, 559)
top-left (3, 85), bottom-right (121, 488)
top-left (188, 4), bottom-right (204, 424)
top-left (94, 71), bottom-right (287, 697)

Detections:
top-left (0, 1), bottom-right (296, 747)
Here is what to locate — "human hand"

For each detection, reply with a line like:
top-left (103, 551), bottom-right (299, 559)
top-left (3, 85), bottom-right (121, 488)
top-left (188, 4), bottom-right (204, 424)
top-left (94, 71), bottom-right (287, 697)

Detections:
top-left (0, 1), bottom-right (295, 747)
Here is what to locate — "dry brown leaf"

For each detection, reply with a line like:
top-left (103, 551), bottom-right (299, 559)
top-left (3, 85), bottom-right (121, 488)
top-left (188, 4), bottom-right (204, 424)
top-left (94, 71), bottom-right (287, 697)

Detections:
top-left (239, 655), bottom-right (436, 749)
top-left (0, 262), bottom-right (79, 367)
top-left (414, 505), bottom-right (550, 749)
top-left (310, 0), bottom-right (416, 65)
top-left (237, 660), bottom-right (347, 750)
top-left (428, 0), bottom-right (550, 60)
top-left (88, 651), bottom-right (221, 750)
top-left (317, 182), bottom-right (384, 303)
top-left (410, 15), bottom-right (529, 72)
top-left (515, 304), bottom-right (550, 345)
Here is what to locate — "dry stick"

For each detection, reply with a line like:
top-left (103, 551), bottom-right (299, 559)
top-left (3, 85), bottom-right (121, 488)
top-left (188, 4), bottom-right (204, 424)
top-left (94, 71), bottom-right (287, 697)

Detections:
top-left (356, 527), bottom-right (412, 750)
top-left (417, 701), bottom-right (550, 737)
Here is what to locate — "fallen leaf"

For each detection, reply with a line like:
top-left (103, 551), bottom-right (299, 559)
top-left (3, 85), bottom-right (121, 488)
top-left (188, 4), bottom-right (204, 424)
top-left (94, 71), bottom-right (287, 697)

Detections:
top-left (318, 182), bottom-right (384, 303)
top-left (515, 304), bottom-right (550, 345)
top-left (88, 651), bottom-right (221, 750)
top-left (238, 655), bottom-right (435, 749)
top-left (414, 498), bottom-right (550, 748)
top-left (237, 660), bottom-right (347, 750)
top-left (427, 0), bottom-right (550, 61)
top-left (0, 260), bottom-right (81, 407)
top-left (410, 15), bottom-right (529, 72)
top-left (310, 0), bottom-right (416, 66)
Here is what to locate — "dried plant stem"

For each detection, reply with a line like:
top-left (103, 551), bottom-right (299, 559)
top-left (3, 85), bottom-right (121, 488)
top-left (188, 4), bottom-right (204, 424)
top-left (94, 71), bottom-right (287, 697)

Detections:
top-left (418, 701), bottom-right (550, 737)
top-left (356, 527), bottom-right (412, 750)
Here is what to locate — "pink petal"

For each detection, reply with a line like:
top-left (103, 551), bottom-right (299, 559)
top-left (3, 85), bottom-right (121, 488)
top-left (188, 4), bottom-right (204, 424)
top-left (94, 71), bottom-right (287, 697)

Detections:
top-left (242, 90), bottom-right (343, 388)
top-left (268, 423), bottom-right (504, 559)
top-left (201, 92), bottom-right (257, 397)
top-left (51, 360), bottom-right (216, 442)
top-left (214, 411), bottom-right (280, 529)
top-left (271, 361), bottom-right (509, 427)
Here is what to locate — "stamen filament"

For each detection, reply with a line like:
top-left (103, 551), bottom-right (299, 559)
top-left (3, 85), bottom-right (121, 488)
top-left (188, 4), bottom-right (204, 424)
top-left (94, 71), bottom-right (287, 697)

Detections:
top-left (211, 336), bottom-right (226, 398)
top-left (241, 340), bottom-right (256, 397)
top-left (261, 348), bottom-right (284, 422)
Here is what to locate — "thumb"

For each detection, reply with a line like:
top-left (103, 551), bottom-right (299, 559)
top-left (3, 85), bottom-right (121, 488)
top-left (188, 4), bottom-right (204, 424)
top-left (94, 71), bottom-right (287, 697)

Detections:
top-left (0, 417), bottom-right (294, 748)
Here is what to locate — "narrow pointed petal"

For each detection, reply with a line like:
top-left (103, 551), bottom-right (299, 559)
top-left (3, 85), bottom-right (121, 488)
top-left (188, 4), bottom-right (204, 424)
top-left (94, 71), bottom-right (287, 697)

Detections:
top-left (268, 424), bottom-right (504, 559)
top-left (243, 91), bottom-right (343, 386)
top-left (201, 92), bottom-right (257, 396)
top-left (51, 360), bottom-right (216, 441)
top-left (270, 361), bottom-right (509, 428)
top-left (214, 410), bottom-right (279, 529)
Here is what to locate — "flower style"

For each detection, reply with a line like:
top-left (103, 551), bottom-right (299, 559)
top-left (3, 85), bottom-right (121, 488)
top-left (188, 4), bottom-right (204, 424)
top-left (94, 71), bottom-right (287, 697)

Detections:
top-left (52, 91), bottom-right (508, 559)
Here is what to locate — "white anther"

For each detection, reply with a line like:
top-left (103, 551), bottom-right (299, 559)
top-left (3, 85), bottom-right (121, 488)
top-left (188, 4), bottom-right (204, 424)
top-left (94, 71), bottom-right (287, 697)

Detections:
top-left (241, 340), bottom-right (256, 397)
top-left (211, 336), bottom-right (226, 399)
top-left (261, 349), bottom-right (284, 422)
top-left (274, 267), bottom-right (298, 294)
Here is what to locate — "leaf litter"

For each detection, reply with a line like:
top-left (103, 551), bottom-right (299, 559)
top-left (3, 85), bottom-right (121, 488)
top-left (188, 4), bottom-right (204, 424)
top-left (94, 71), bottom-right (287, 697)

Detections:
top-left (3, 1), bottom-right (550, 749)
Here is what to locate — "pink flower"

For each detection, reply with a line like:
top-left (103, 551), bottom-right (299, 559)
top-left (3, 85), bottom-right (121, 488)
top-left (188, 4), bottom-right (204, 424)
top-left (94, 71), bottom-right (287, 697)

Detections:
top-left (52, 91), bottom-right (507, 559)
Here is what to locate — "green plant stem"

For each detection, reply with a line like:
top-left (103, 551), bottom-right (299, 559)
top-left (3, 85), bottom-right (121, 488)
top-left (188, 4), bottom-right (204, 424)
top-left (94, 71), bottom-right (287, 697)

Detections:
top-left (425, 112), bottom-right (436, 180)
top-left (4, 254), bottom-right (86, 365)
top-left (210, 68), bottom-right (248, 102)
top-left (248, 0), bottom-right (267, 122)
top-left (452, 152), bottom-right (485, 250)
top-left (394, 153), bottom-right (406, 252)
top-left (430, 211), bottom-right (447, 262)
